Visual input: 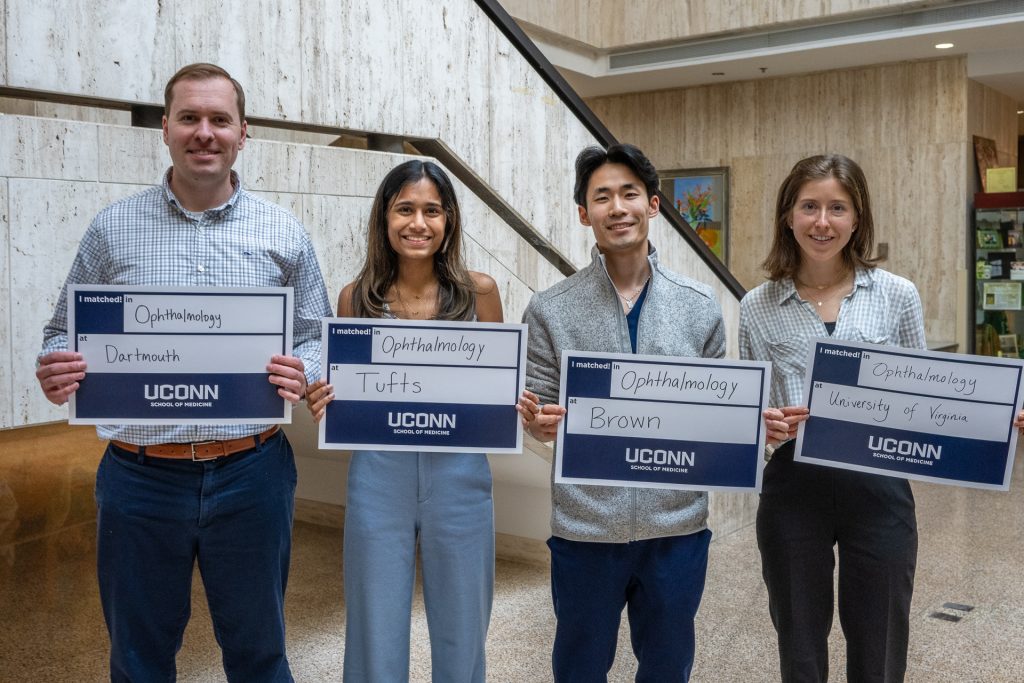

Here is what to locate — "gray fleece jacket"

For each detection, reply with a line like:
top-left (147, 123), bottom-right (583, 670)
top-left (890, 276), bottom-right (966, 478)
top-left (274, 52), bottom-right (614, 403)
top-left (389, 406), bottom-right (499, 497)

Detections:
top-left (523, 243), bottom-right (726, 543)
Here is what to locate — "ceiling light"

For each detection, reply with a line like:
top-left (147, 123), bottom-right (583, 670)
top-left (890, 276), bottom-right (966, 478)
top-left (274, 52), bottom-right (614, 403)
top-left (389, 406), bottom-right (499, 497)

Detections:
top-left (934, 42), bottom-right (954, 49)
top-left (712, 72), bottom-right (725, 76)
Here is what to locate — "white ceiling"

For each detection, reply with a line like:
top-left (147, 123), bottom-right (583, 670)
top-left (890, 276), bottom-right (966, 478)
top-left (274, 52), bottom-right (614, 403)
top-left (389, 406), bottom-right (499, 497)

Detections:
top-left (526, 4), bottom-right (1024, 109)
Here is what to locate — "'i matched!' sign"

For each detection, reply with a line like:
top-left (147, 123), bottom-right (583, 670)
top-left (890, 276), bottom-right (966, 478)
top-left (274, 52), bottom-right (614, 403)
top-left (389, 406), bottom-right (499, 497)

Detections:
top-left (795, 339), bottom-right (1024, 490)
top-left (318, 318), bottom-right (527, 453)
top-left (68, 285), bottom-right (293, 424)
top-left (555, 351), bottom-right (771, 492)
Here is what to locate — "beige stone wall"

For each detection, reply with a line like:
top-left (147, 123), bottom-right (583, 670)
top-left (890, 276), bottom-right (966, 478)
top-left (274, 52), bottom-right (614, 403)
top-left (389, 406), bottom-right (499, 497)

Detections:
top-left (588, 57), bottom-right (1021, 349)
top-left (968, 79), bottom-right (1020, 173)
top-left (503, 0), bottom-right (935, 48)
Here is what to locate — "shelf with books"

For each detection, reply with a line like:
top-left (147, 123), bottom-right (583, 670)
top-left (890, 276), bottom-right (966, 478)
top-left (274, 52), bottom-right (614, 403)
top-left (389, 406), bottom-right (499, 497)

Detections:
top-left (972, 195), bottom-right (1024, 357)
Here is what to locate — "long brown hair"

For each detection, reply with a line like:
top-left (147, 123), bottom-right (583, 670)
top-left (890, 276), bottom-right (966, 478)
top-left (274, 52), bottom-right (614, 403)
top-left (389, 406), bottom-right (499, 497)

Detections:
top-left (350, 160), bottom-right (476, 320)
top-left (763, 154), bottom-right (877, 281)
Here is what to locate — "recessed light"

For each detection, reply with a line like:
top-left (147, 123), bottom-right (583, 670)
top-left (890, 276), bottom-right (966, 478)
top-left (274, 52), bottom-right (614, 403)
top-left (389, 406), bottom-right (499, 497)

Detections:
top-left (935, 42), bottom-right (954, 49)
top-left (1018, 110), bottom-right (1024, 115)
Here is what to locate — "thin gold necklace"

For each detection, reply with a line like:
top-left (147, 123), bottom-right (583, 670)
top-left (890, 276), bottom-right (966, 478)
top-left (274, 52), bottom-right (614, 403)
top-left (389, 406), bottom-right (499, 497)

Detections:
top-left (794, 273), bottom-right (852, 308)
top-left (394, 284), bottom-right (437, 319)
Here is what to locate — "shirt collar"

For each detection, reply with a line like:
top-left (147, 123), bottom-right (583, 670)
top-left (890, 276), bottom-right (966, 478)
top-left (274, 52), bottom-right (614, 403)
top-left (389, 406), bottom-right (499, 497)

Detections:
top-left (775, 266), bottom-right (874, 306)
top-left (162, 168), bottom-right (242, 216)
top-left (590, 241), bottom-right (660, 269)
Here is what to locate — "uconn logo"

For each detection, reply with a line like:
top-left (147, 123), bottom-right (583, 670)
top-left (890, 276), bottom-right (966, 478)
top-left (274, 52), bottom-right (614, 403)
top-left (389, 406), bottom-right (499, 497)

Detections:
top-left (388, 412), bottom-right (456, 429)
top-left (144, 384), bottom-right (219, 400)
top-left (868, 435), bottom-right (942, 460)
top-left (625, 448), bottom-right (695, 466)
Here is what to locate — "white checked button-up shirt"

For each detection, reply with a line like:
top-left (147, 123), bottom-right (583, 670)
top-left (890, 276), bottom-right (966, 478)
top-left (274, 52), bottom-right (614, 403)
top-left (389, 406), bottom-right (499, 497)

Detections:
top-left (41, 169), bottom-right (332, 445)
top-left (739, 267), bottom-right (926, 410)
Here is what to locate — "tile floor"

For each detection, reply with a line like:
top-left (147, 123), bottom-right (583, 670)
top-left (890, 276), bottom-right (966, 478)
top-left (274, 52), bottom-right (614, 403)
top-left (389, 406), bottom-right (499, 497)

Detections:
top-left (1, 424), bottom-right (1022, 681)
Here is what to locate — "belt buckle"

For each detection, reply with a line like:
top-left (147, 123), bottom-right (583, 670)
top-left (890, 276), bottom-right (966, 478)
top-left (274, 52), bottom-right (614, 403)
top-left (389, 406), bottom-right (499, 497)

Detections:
top-left (191, 440), bottom-right (223, 462)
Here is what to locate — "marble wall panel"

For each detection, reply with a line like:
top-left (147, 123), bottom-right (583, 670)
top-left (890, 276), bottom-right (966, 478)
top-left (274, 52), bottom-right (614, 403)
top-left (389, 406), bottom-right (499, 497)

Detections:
top-left (0, 117), bottom-right (98, 182)
top-left (297, 0), bottom-right (405, 135)
top-left (307, 146), bottom-right (404, 198)
top-left (0, 0), bottom-right (6, 84)
top-left (301, 194), bottom-right (375, 308)
top-left (8, 178), bottom-right (148, 427)
top-left (0, 179), bottom-right (10, 428)
top-left (5, 0), bottom-right (173, 102)
top-left (487, 50), bottom-right (590, 273)
top-left (968, 79), bottom-right (1020, 166)
top-left (504, 0), bottom-right (931, 48)
top-left (31, 103), bottom-right (130, 126)
top-left (169, 0), bottom-right (303, 122)
top-left (240, 139), bottom-right (313, 194)
top-left (96, 125), bottom-right (168, 186)
top-left (402, 1), bottom-right (493, 175)
top-left (461, 234), bottom-right (534, 324)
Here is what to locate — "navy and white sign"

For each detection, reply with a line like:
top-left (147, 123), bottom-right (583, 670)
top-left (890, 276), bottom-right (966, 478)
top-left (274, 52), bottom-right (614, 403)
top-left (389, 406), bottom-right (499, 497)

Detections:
top-left (68, 285), bottom-right (293, 424)
top-left (555, 351), bottom-right (771, 492)
top-left (795, 339), bottom-right (1024, 490)
top-left (319, 318), bottom-right (527, 453)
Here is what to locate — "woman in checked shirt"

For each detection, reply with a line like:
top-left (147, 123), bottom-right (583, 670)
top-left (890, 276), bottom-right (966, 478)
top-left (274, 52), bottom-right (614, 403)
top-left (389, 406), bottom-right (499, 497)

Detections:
top-left (739, 154), bottom-right (925, 683)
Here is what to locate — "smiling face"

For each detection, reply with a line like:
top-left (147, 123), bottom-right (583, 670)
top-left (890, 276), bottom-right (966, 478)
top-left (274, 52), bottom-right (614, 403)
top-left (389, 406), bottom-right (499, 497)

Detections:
top-left (386, 178), bottom-right (447, 262)
top-left (788, 177), bottom-right (857, 269)
top-left (579, 162), bottom-right (660, 256)
top-left (162, 76), bottom-right (246, 203)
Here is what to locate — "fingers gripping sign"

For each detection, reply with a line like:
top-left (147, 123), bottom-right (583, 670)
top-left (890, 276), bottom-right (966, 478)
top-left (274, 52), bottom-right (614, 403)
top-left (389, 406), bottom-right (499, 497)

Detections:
top-left (516, 389), bottom-right (567, 442)
top-left (36, 351), bottom-right (87, 406)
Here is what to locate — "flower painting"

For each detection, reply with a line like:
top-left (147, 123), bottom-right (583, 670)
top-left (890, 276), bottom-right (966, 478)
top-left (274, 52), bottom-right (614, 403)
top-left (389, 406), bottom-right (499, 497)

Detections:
top-left (660, 169), bottom-right (728, 264)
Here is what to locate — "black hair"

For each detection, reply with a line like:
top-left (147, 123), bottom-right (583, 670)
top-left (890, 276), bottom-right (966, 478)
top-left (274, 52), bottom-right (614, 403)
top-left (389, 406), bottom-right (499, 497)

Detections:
top-left (573, 143), bottom-right (659, 207)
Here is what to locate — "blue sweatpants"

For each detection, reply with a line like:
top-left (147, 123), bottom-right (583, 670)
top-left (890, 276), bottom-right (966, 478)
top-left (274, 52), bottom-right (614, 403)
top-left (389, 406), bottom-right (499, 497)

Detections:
top-left (342, 450), bottom-right (494, 682)
top-left (548, 530), bottom-right (712, 683)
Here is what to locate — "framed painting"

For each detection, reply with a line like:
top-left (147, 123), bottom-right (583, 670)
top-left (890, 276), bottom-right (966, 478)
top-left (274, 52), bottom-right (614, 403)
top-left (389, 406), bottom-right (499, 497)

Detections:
top-left (660, 167), bottom-right (729, 265)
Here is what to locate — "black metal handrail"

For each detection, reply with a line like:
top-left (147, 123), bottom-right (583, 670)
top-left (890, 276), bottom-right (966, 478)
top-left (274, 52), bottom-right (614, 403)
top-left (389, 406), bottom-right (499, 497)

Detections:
top-left (474, 0), bottom-right (746, 300)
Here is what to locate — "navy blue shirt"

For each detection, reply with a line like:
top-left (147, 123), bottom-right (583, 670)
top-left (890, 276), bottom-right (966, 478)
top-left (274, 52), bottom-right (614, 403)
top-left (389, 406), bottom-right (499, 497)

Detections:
top-left (626, 282), bottom-right (651, 353)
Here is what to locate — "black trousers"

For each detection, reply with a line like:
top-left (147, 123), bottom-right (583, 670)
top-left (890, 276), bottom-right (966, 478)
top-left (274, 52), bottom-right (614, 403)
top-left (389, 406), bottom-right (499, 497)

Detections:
top-left (757, 441), bottom-right (917, 683)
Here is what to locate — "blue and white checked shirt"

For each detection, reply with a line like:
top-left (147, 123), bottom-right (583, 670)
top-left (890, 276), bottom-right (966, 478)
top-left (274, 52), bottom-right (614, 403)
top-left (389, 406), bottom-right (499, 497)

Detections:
top-left (739, 267), bottom-right (926, 409)
top-left (41, 169), bottom-right (332, 445)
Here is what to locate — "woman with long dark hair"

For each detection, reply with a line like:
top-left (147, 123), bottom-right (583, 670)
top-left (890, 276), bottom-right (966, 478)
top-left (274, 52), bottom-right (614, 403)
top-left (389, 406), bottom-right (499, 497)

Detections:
top-left (307, 160), bottom-right (501, 682)
top-left (739, 154), bottom-right (923, 682)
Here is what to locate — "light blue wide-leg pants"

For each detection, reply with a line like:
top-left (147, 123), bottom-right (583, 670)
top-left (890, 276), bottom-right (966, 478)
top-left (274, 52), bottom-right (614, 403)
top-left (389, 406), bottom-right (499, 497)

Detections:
top-left (342, 450), bottom-right (494, 683)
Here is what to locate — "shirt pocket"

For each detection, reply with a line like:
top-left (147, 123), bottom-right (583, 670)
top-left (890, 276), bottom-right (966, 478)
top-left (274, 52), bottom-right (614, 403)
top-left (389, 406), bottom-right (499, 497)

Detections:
top-left (767, 338), bottom-right (806, 378)
top-left (845, 321), bottom-right (890, 346)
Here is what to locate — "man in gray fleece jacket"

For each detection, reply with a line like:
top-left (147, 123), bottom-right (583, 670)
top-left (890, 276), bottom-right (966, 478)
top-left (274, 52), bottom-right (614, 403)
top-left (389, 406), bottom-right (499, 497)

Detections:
top-left (518, 143), bottom-right (725, 682)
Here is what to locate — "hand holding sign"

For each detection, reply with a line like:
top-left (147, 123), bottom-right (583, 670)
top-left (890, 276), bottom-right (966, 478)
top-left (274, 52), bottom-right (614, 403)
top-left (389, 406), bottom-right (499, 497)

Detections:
top-left (516, 389), bottom-right (566, 442)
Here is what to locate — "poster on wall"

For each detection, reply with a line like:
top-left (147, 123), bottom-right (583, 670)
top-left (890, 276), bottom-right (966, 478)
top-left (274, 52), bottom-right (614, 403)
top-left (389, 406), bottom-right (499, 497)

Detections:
top-left (660, 167), bottom-right (728, 265)
top-left (983, 281), bottom-right (1022, 310)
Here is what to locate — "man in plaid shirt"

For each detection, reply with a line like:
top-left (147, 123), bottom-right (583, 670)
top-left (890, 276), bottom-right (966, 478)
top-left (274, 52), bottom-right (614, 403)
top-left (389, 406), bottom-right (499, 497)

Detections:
top-left (35, 63), bottom-right (331, 682)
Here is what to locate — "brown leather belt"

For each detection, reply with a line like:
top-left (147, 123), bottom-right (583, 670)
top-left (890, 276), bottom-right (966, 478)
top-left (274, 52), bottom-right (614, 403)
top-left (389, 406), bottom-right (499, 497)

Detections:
top-left (111, 426), bottom-right (280, 461)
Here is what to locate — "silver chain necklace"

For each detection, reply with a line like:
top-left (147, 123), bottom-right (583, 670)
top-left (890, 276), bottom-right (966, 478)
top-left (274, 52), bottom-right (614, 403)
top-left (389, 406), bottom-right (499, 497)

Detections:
top-left (612, 275), bottom-right (650, 310)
